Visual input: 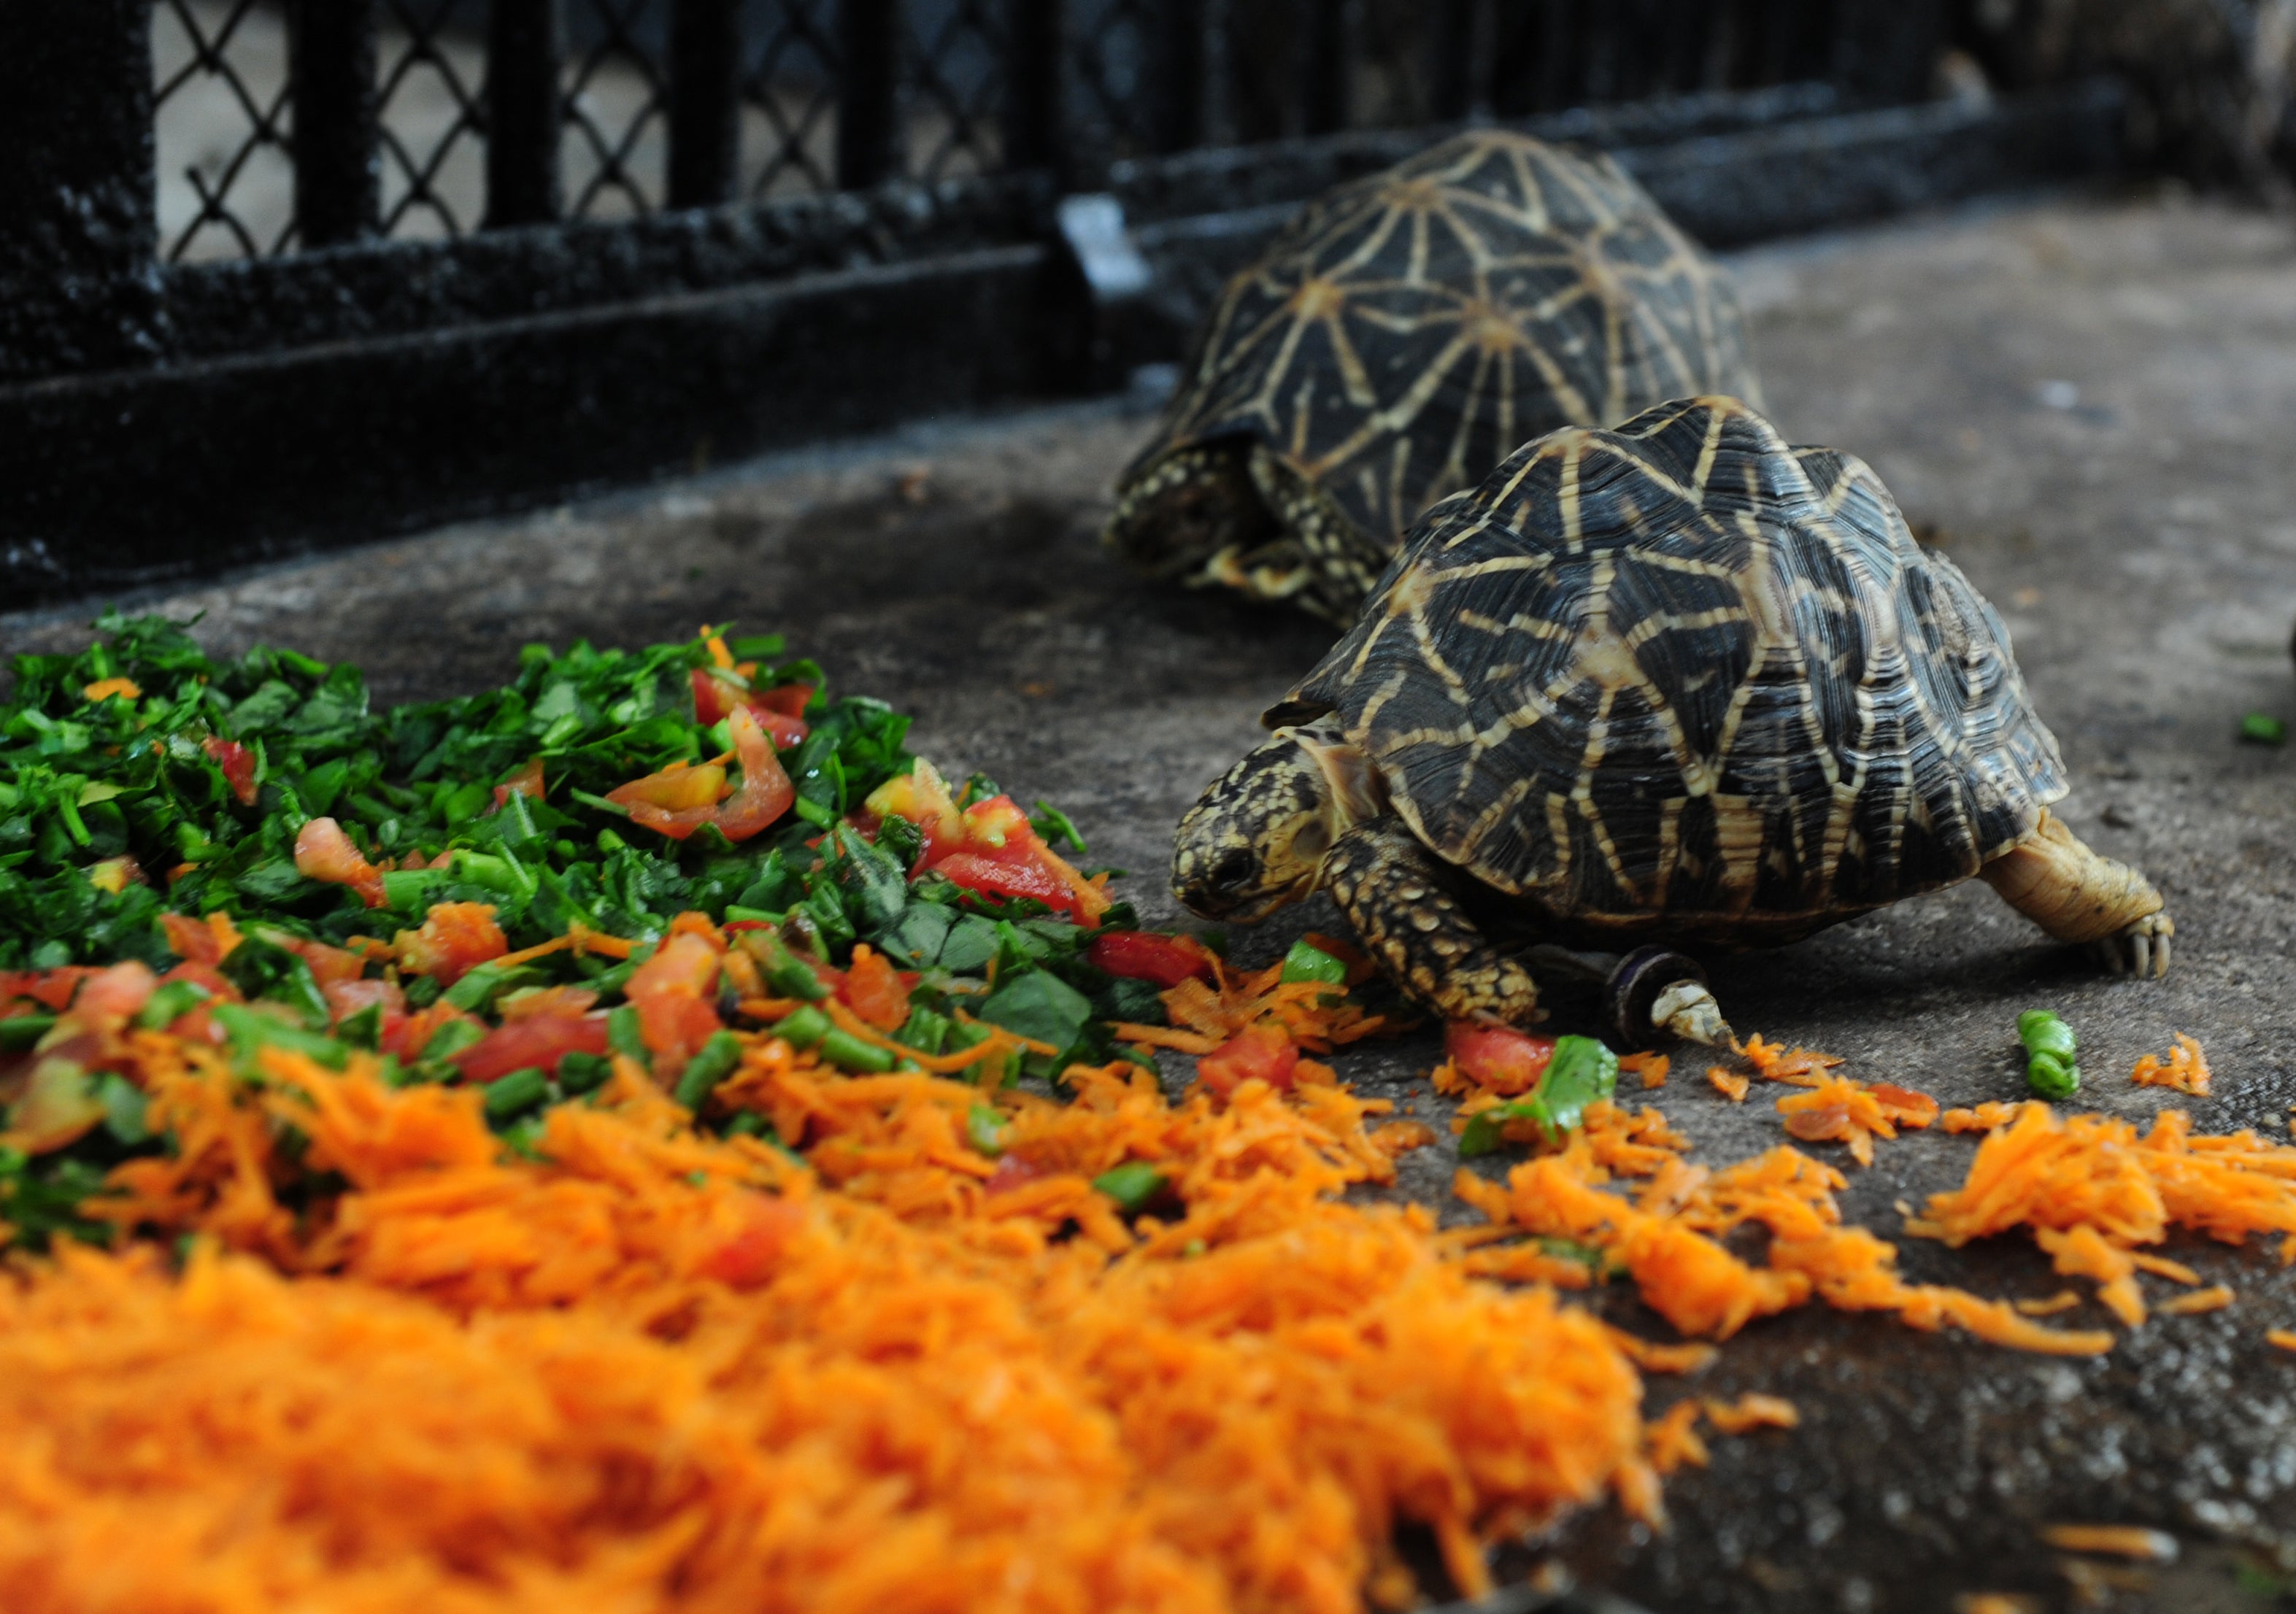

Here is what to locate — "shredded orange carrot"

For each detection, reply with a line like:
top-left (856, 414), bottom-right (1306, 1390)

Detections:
top-left (1644, 1400), bottom-right (1709, 1474)
top-left (2035, 1224), bottom-right (2145, 1326)
top-left (1139, 956), bottom-right (1392, 1058)
top-left (1619, 1052), bottom-right (1668, 1089)
top-left (488, 933), bottom-right (573, 970)
top-left (2040, 1524), bottom-right (2180, 1561)
top-left (1909, 1102), bottom-right (2296, 1325)
top-left (1603, 1329), bottom-right (1719, 1375)
top-left (34, 1024), bottom-right (1673, 1614)
top-left (566, 922), bottom-right (639, 959)
top-left (2014, 1291), bottom-right (2082, 1317)
top-left (1707, 1067), bottom-right (1749, 1103)
top-left (2130, 1251), bottom-right (2200, 1285)
top-left (1739, 1035), bottom-right (1842, 1088)
top-left (1943, 1101), bottom-right (2022, 1134)
top-left (2131, 1032), bottom-right (2211, 1096)
top-left (1776, 1077), bottom-right (1938, 1167)
top-left (2157, 1284), bottom-right (2235, 1316)
top-left (1457, 1124), bottom-right (2111, 1356)
top-left (1700, 1394), bottom-right (1800, 1434)
top-left (2270, 1328), bottom-right (2296, 1352)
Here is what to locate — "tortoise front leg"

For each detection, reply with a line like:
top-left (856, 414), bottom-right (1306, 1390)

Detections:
top-left (1323, 818), bottom-right (1544, 1024)
top-left (1979, 809), bottom-right (2173, 978)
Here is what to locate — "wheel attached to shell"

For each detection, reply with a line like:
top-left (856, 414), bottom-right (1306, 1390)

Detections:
top-left (1171, 398), bottom-right (2172, 1049)
top-left (1105, 129), bottom-right (1763, 625)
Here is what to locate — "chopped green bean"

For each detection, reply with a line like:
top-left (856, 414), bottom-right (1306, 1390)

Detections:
top-left (1092, 1161), bottom-right (1167, 1213)
top-left (674, 1032), bottom-right (745, 1109)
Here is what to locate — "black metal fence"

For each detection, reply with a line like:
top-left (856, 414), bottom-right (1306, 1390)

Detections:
top-left (0, 1), bottom-right (2120, 607)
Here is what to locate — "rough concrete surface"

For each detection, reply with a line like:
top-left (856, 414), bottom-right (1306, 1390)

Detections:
top-left (10, 189), bottom-right (2296, 1613)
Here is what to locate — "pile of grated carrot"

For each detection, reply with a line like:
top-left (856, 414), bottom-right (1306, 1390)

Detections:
top-left (12, 935), bottom-right (2296, 1612)
top-left (0, 1019), bottom-right (1661, 1613)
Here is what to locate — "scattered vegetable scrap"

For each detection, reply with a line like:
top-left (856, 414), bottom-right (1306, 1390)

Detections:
top-left (2039, 1524), bottom-right (2181, 1563)
top-left (1620, 1051), bottom-right (1668, 1089)
top-left (2157, 1284), bottom-right (2235, 1316)
top-left (1700, 1394), bottom-right (1800, 1435)
top-left (1776, 1076), bottom-right (1940, 1167)
top-left (2017, 1009), bottom-right (2081, 1099)
top-left (1943, 1101), bottom-right (2024, 1134)
top-left (1738, 1035), bottom-right (1842, 1088)
top-left (2130, 1032), bottom-right (2211, 1096)
top-left (1455, 1035), bottom-right (1619, 1157)
top-left (1452, 1115), bottom-right (2112, 1355)
top-left (1707, 1067), bottom-right (1749, 1103)
top-left (2269, 1329), bottom-right (2296, 1352)
top-left (2014, 1291), bottom-right (2083, 1317)
top-left (1910, 1102), bottom-right (2296, 1327)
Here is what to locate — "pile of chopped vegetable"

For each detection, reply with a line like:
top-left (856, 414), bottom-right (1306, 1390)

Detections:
top-left (7, 615), bottom-right (2296, 1610)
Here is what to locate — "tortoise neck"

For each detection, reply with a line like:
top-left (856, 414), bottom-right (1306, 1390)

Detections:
top-left (1286, 723), bottom-right (1387, 838)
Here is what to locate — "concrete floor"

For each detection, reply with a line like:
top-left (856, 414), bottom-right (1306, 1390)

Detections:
top-left (12, 188), bottom-right (2296, 1611)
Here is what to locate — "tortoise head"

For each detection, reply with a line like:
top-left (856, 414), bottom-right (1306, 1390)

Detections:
top-left (1172, 723), bottom-right (1384, 922)
top-left (1103, 441), bottom-right (1279, 580)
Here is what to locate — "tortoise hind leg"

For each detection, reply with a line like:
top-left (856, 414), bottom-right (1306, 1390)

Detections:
top-left (1978, 809), bottom-right (2173, 978)
top-left (1323, 818), bottom-right (1544, 1024)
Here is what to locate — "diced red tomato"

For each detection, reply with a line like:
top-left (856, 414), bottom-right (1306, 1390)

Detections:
top-left (933, 851), bottom-right (1071, 909)
top-left (711, 707), bottom-right (795, 843)
top-left (396, 902), bottom-right (508, 986)
top-left (490, 757), bottom-right (545, 813)
top-left (201, 736), bottom-right (259, 806)
top-left (837, 943), bottom-right (911, 1031)
top-left (323, 975), bottom-right (404, 1024)
top-left (693, 668), bottom-right (811, 747)
top-left (625, 931), bottom-right (727, 1067)
top-left (696, 1193), bottom-right (804, 1287)
top-left (453, 1012), bottom-right (612, 1084)
top-left (1087, 931), bottom-right (1217, 989)
top-left (160, 913), bottom-right (223, 966)
top-left (69, 961), bottom-right (159, 1027)
top-left (261, 930), bottom-right (365, 989)
top-left (752, 682), bottom-right (812, 718)
top-left (0, 969), bottom-right (99, 1013)
top-left (294, 816), bottom-right (387, 908)
top-left (690, 667), bottom-right (740, 726)
top-left (160, 961), bottom-right (236, 999)
top-left (609, 709), bottom-right (793, 843)
top-left (612, 761), bottom-right (727, 812)
top-left (1197, 1023), bottom-right (1301, 1097)
top-left (1444, 1022), bottom-right (1557, 1097)
top-left (983, 1153), bottom-right (1046, 1196)
top-left (382, 1002), bottom-right (482, 1061)
top-left (863, 762), bottom-right (964, 866)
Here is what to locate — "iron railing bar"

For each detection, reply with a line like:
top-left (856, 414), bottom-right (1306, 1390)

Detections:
top-left (838, 0), bottom-right (901, 187)
top-left (669, 0), bottom-right (739, 207)
top-left (485, 0), bottom-right (563, 228)
top-left (1151, 0), bottom-right (1206, 155)
top-left (1301, 0), bottom-right (1350, 136)
top-left (1004, 0), bottom-right (1063, 179)
top-left (1428, 0), bottom-right (1478, 120)
top-left (288, 0), bottom-right (380, 247)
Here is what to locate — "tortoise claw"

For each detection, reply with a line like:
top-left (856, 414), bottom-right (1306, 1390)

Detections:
top-left (2093, 912), bottom-right (2173, 980)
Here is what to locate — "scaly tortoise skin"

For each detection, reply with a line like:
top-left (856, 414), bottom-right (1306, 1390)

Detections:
top-left (1105, 128), bottom-right (1762, 625)
top-left (1172, 398), bottom-right (2171, 1038)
